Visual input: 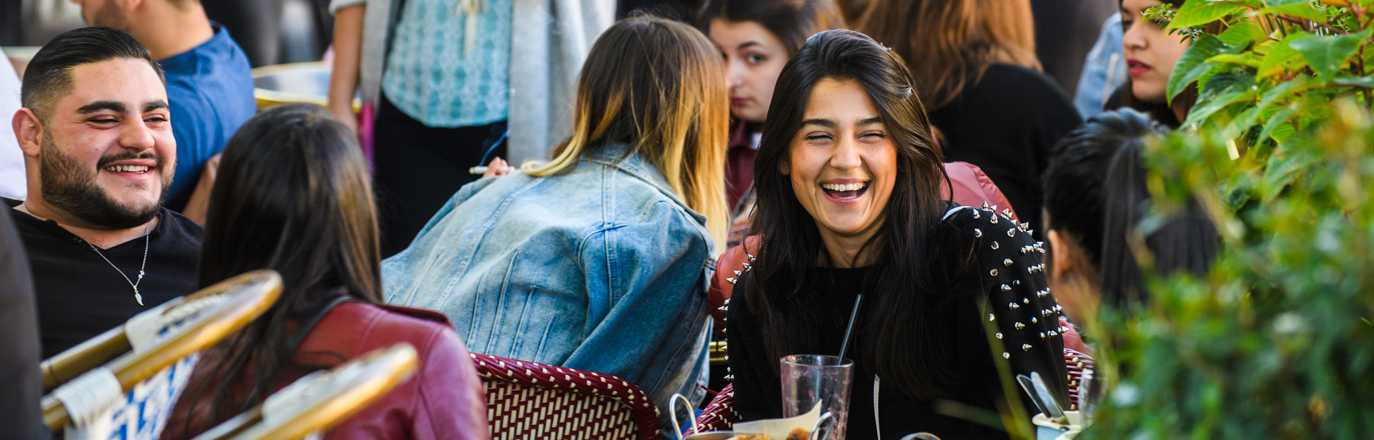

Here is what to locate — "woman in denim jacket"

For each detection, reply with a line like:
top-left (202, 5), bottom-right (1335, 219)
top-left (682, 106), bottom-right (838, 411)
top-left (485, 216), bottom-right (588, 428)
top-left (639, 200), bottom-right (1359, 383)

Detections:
top-left (382, 16), bottom-right (730, 417)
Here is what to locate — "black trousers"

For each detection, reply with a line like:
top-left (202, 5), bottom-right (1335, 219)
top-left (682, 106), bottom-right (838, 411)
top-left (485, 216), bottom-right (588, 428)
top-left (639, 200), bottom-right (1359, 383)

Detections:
top-left (373, 93), bottom-right (508, 258)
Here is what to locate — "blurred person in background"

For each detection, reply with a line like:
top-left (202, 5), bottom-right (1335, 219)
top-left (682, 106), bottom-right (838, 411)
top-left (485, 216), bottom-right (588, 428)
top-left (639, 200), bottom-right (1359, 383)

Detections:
top-left (697, 0), bottom-right (845, 242)
top-left (164, 104), bottom-right (489, 439)
top-left (326, 0), bottom-right (614, 257)
top-left (383, 15), bottom-right (727, 421)
top-left (1104, 0), bottom-right (1193, 128)
top-left (858, 0), bottom-right (1082, 238)
top-left (1040, 109), bottom-right (1151, 351)
top-left (1, 59), bottom-right (24, 199)
top-left (68, 0), bottom-right (255, 215)
top-left (1074, 14), bottom-right (1128, 119)
top-left (0, 202), bottom-right (46, 439)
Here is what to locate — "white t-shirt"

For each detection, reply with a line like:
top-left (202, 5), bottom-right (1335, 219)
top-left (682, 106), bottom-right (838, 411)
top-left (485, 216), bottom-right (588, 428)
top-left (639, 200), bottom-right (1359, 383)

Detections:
top-left (0, 61), bottom-right (24, 200)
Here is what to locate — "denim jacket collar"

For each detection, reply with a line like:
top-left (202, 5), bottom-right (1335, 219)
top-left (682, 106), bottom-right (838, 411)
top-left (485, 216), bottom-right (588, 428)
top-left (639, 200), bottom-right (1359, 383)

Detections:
top-left (580, 143), bottom-right (708, 226)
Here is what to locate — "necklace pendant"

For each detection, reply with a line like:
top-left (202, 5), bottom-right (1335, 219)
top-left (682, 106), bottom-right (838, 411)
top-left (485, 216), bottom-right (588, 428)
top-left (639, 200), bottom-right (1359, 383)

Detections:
top-left (135, 288), bottom-right (143, 306)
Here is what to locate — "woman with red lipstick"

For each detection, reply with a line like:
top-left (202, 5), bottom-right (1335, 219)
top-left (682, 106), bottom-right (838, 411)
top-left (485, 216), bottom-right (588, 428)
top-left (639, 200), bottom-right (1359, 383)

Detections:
top-left (698, 0), bottom-right (845, 241)
top-left (725, 30), bottom-right (1068, 439)
top-left (1105, 0), bottom-right (1194, 127)
top-left (857, 0), bottom-right (1082, 239)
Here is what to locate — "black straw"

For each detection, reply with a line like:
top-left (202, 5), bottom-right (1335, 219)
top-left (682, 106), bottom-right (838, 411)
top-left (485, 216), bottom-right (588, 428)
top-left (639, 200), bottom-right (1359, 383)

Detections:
top-left (838, 294), bottom-right (863, 361)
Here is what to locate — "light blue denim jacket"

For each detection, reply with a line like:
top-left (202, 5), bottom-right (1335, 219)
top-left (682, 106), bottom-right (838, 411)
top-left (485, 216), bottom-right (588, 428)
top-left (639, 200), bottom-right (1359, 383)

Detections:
top-left (382, 143), bottom-right (714, 418)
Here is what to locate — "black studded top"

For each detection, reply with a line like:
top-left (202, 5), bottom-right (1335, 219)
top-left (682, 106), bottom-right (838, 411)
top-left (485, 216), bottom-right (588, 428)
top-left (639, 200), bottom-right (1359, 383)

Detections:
top-left (725, 204), bottom-right (1070, 440)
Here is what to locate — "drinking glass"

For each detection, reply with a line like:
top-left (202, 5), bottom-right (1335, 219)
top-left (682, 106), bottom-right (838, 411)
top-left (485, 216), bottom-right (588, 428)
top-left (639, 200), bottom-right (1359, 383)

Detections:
top-left (780, 355), bottom-right (853, 440)
top-left (1079, 367), bottom-right (1104, 423)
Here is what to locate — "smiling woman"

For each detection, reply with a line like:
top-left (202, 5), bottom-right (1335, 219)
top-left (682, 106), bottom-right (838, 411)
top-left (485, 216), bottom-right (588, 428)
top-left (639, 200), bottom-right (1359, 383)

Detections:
top-left (1105, 0), bottom-right (1196, 127)
top-left (726, 30), bottom-right (1070, 439)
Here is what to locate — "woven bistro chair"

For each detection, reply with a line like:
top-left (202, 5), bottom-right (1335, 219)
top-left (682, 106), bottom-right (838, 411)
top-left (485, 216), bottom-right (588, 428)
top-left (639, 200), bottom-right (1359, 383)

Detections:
top-left (189, 343), bottom-right (419, 440)
top-left (40, 270), bottom-right (283, 437)
top-left (471, 352), bottom-right (661, 440)
top-left (1064, 348), bottom-right (1094, 410)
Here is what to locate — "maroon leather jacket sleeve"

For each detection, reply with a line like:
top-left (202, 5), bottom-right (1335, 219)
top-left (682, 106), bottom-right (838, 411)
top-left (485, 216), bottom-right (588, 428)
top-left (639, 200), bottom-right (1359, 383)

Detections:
top-left (942, 161), bottom-right (1019, 220)
top-left (406, 323), bottom-right (490, 440)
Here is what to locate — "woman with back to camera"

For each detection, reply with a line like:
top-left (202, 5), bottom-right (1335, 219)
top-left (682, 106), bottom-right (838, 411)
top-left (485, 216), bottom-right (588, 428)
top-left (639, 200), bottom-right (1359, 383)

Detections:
top-left (858, 0), bottom-right (1083, 237)
top-left (725, 30), bottom-right (1068, 440)
top-left (382, 15), bottom-right (728, 414)
top-left (164, 104), bottom-right (489, 439)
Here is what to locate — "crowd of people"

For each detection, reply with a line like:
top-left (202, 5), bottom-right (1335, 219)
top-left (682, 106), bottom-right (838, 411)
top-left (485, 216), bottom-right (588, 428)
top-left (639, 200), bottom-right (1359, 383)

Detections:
top-left (0, 0), bottom-right (1224, 439)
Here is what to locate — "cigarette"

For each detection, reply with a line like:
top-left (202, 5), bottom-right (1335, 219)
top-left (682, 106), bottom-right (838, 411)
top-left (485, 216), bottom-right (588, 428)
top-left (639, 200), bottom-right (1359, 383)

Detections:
top-left (469, 166), bottom-right (514, 175)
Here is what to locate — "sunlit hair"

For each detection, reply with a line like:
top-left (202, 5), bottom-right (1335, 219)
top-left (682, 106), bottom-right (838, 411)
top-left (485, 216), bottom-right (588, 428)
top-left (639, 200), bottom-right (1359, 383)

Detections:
top-left (186, 104), bottom-right (381, 426)
top-left (523, 15), bottom-right (729, 247)
top-left (856, 0), bottom-right (1040, 110)
top-left (697, 0), bottom-right (847, 55)
top-left (747, 29), bottom-right (954, 399)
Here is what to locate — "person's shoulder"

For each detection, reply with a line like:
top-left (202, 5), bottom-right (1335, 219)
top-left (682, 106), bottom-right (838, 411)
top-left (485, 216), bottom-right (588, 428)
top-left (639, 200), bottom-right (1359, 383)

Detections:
top-left (160, 208), bottom-right (204, 235)
top-left (334, 302), bottom-right (457, 345)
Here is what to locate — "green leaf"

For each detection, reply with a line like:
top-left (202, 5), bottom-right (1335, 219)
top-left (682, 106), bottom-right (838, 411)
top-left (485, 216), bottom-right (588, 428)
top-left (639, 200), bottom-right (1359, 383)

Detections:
top-left (1333, 76), bottom-right (1374, 87)
top-left (1257, 2), bottom-right (1329, 21)
top-left (1169, 34), bottom-right (1232, 103)
top-left (1172, 0), bottom-right (1246, 29)
top-left (1219, 22), bottom-right (1269, 46)
top-left (1206, 53), bottom-right (1263, 68)
top-left (1182, 74), bottom-right (1259, 127)
top-left (1257, 33), bottom-right (1308, 78)
top-left (1290, 29), bottom-right (1374, 79)
top-left (1258, 106), bottom-right (1297, 143)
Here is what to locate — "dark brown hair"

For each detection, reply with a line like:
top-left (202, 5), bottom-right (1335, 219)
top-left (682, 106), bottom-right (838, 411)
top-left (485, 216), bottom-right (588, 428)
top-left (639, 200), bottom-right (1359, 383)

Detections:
top-left (747, 29), bottom-right (955, 399)
top-left (697, 0), bottom-right (847, 55)
top-left (187, 103), bottom-right (382, 424)
top-left (856, 0), bottom-right (1040, 111)
top-left (21, 26), bottom-right (164, 121)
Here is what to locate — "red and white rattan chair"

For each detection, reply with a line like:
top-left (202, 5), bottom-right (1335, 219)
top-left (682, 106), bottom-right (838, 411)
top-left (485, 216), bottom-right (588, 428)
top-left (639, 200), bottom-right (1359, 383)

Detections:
top-left (471, 352), bottom-right (661, 440)
top-left (1064, 348), bottom-right (1095, 410)
top-left (190, 343), bottom-right (420, 440)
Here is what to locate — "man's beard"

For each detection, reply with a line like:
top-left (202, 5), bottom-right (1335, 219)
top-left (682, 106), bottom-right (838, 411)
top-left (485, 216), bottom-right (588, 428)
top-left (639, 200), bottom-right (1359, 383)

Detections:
top-left (39, 133), bottom-right (170, 229)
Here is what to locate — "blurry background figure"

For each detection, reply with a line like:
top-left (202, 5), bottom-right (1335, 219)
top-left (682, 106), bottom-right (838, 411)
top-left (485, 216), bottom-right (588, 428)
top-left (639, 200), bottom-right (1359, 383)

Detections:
top-left (857, 0), bottom-right (1082, 239)
top-left (1104, 0), bottom-right (1195, 128)
top-left (1099, 134), bottom-right (1220, 308)
top-left (618, 0), bottom-right (700, 21)
top-left (0, 207), bottom-right (47, 440)
top-left (1074, 13), bottom-right (1128, 119)
top-left (1029, 0), bottom-right (1119, 95)
top-left (1, 59), bottom-right (24, 200)
top-left (327, 0), bottom-right (614, 257)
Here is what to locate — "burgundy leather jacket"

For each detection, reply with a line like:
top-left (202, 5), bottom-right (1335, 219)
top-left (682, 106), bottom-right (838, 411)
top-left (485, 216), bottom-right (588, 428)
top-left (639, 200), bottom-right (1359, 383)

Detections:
top-left (163, 301), bottom-right (490, 440)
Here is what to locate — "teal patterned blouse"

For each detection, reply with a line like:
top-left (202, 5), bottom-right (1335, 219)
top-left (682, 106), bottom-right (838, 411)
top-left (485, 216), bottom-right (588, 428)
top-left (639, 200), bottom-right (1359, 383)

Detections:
top-left (382, 0), bottom-right (512, 127)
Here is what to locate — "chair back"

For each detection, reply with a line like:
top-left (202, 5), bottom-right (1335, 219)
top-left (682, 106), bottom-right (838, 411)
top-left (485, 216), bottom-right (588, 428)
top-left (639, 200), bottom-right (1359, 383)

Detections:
top-left (472, 352), bottom-right (661, 440)
top-left (190, 343), bottom-right (419, 440)
top-left (40, 270), bottom-right (283, 433)
top-left (1064, 348), bottom-right (1094, 410)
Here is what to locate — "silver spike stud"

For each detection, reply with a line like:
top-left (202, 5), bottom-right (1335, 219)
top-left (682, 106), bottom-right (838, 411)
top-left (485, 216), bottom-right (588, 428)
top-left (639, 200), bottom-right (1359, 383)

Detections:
top-left (1007, 228), bottom-right (1016, 237)
top-left (1022, 344), bottom-right (1032, 351)
top-left (996, 332), bottom-right (1003, 339)
top-left (1040, 332), bottom-right (1046, 339)
top-left (1003, 352), bottom-right (1010, 359)
top-left (974, 228), bottom-right (982, 238)
top-left (1009, 302), bottom-right (1020, 310)
top-left (1014, 322), bottom-right (1025, 329)
top-left (1031, 317), bottom-right (1038, 324)
top-left (991, 241), bottom-right (1000, 250)
top-left (1004, 258), bottom-right (1013, 267)
top-left (746, 254), bottom-right (756, 263)
top-left (983, 201), bottom-right (991, 209)
top-left (741, 262), bottom-right (751, 271)
top-left (1001, 284), bottom-right (1012, 292)
top-left (990, 215), bottom-right (999, 224)
top-left (734, 270), bottom-right (743, 277)
top-left (1023, 297), bottom-right (1030, 304)
top-left (989, 269), bottom-right (998, 276)
top-left (972, 210), bottom-right (980, 219)
top-left (989, 313), bottom-right (996, 322)
top-left (727, 277), bottom-right (737, 285)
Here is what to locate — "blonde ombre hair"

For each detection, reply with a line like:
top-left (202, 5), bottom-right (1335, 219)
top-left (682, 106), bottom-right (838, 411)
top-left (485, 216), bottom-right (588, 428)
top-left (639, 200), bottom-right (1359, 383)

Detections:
top-left (523, 15), bottom-right (730, 249)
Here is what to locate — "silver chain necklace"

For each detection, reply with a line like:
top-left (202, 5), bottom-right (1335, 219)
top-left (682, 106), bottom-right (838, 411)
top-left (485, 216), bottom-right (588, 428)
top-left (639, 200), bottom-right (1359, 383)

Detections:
top-left (84, 224), bottom-right (151, 306)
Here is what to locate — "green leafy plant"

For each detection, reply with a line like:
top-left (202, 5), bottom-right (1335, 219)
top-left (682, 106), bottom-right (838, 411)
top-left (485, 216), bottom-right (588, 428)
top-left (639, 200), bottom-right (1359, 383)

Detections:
top-left (1076, 1), bottom-right (1374, 438)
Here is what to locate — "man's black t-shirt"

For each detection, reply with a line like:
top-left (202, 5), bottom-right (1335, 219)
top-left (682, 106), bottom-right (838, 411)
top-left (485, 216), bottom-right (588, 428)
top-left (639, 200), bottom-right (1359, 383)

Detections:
top-left (6, 199), bottom-right (202, 359)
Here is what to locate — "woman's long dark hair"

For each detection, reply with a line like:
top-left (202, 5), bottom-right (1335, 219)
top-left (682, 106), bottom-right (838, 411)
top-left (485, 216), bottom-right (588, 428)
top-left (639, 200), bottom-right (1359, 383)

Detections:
top-left (188, 103), bottom-right (382, 422)
top-left (697, 0), bottom-right (847, 57)
top-left (747, 29), bottom-right (953, 399)
top-left (1098, 138), bottom-right (1220, 307)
